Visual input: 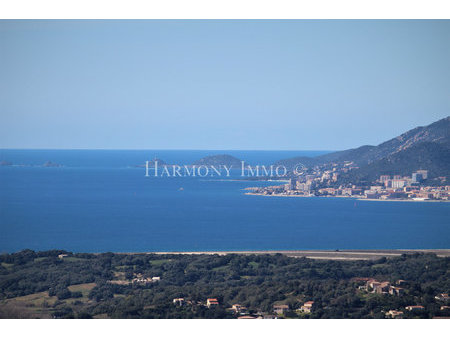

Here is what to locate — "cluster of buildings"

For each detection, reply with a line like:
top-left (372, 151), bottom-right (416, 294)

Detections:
top-left (273, 301), bottom-right (315, 315)
top-left (354, 278), bottom-right (450, 318)
top-left (360, 171), bottom-right (450, 200)
top-left (172, 297), bottom-right (220, 309)
top-left (246, 162), bottom-right (353, 197)
top-left (379, 170), bottom-right (429, 187)
top-left (170, 287), bottom-right (450, 318)
top-left (435, 293), bottom-right (450, 313)
top-left (247, 167), bottom-right (450, 201)
top-left (132, 276), bottom-right (160, 284)
top-left (172, 297), bottom-right (315, 318)
top-left (108, 273), bottom-right (160, 285)
top-left (359, 278), bottom-right (405, 296)
top-left (435, 293), bottom-right (450, 302)
top-left (385, 305), bottom-right (426, 318)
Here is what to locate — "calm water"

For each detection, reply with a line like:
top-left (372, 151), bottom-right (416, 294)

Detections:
top-left (0, 150), bottom-right (449, 253)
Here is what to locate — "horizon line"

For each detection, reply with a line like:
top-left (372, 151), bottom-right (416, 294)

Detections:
top-left (0, 148), bottom-right (337, 152)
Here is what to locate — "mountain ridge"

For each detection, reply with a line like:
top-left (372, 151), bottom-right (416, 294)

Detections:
top-left (276, 116), bottom-right (450, 180)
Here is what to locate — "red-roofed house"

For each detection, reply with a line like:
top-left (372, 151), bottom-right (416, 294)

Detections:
top-left (300, 301), bottom-right (315, 313)
top-left (207, 298), bottom-right (219, 308)
top-left (406, 305), bottom-right (424, 311)
top-left (273, 304), bottom-right (289, 315)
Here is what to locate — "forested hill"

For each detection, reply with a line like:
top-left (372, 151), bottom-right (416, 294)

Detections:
top-left (337, 142), bottom-right (450, 185)
top-left (1, 250), bottom-right (449, 319)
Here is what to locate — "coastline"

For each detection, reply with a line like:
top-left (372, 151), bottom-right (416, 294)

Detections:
top-left (357, 198), bottom-right (450, 203)
top-left (244, 192), bottom-right (450, 202)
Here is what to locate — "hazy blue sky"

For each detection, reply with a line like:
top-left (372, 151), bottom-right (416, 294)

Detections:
top-left (0, 20), bottom-right (449, 150)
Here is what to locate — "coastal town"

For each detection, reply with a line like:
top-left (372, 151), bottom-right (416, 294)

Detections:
top-left (246, 166), bottom-right (450, 201)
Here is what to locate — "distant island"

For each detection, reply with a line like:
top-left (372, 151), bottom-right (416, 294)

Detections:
top-left (192, 154), bottom-right (244, 168)
top-left (135, 158), bottom-right (169, 168)
top-left (135, 156), bottom-right (244, 169)
top-left (0, 161), bottom-right (61, 168)
top-left (42, 161), bottom-right (61, 168)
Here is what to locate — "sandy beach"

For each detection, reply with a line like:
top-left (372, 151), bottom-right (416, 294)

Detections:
top-left (118, 249), bottom-right (450, 260)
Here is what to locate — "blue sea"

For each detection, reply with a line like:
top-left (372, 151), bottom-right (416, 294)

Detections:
top-left (0, 149), bottom-right (449, 253)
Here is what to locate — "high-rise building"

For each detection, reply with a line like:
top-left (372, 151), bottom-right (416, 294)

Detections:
top-left (286, 178), bottom-right (297, 190)
top-left (416, 170), bottom-right (428, 179)
top-left (391, 179), bottom-right (407, 189)
top-left (379, 175), bottom-right (390, 182)
top-left (412, 172), bottom-right (423, 183)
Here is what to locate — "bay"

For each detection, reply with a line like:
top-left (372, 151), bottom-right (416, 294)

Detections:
top-left (0, 149), bottom-right (449, 253)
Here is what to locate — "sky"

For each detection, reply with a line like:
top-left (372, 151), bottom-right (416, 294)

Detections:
top-left (0, 20), bottom-right (449, 151)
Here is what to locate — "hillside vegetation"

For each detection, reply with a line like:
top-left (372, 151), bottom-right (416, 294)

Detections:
top-left (1, 250), bottom-right (449, 319)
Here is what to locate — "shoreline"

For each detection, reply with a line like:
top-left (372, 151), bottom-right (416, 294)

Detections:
top-left (245, 192), bottom-right (450, 202)
top-left (114, 249), bottom-right (450, 260)
top-left (357, 198), bottom-right (449, 203)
